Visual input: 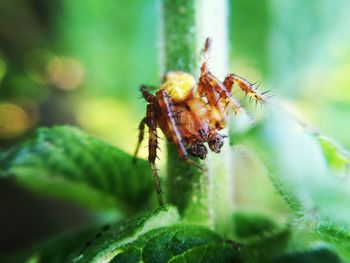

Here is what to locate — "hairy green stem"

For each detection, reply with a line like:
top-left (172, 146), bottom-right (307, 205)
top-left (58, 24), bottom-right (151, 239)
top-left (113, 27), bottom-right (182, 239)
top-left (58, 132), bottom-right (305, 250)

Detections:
top-left (161, 0), bottom-right (206, 223)
top-left (161, 0), bottom-right (234, 230)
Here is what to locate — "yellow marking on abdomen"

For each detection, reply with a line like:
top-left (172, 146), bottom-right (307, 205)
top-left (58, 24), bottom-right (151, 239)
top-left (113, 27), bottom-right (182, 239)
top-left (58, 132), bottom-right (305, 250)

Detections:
top-left (161, 71), bottom-right (195, 103)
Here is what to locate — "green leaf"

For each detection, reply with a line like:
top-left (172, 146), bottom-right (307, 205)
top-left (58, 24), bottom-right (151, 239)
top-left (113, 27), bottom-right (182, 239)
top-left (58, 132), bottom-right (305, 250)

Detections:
top-left (35, 204), bottom-right (240, 263)
top-left (232, 210), bottom-right (280, 240)
top-left (232, 210), bottom-right (289, 262)
top-left (272, 247), bottom-right (342, 263)
top-left (317, 135), bottom-right (350, 177)
top-left (2, 205), bottom-right (180, 263)
top-left (167, 243), bottom-right (240, 263)
top-left (0, 126), bottom-right (154, 213)
top-left (74, 205), bottom-right (181, 263)
top-left (107, 225), bottom-right (239, 263)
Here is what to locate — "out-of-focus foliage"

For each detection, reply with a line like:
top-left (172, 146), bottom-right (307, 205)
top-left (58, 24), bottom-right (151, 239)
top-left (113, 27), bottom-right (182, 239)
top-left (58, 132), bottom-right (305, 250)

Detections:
top-left (230, 106), bottom-right (350, 261)
top-left (231, 0), bottom-right (350, 150)
top-left (0, 126), bottom-right (154, 213)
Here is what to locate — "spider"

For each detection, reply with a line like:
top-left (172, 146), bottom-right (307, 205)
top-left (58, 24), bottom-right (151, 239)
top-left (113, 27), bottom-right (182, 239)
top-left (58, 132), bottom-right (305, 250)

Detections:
top-left (134, 38), bottom-right (269, 206)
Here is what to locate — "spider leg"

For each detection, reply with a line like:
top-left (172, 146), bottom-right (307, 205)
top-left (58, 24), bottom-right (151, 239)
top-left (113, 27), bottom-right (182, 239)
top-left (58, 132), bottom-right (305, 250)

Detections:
top-left (140, 85), bottom-right (158, 103)
top-left (156, 89), bottom-right (203, 170)
top-left (138, 85), bottom-right (164, 205)
top-left (145, 104), bottom-right (164, 206)
top-left (199, 67), bottom-right (243, 115)
top-left (223, 74), bottom-right (268, 103)
top-left (132, 117), bottom-right (146, 163)
top-left (198, 38), bottom-right (245, 115)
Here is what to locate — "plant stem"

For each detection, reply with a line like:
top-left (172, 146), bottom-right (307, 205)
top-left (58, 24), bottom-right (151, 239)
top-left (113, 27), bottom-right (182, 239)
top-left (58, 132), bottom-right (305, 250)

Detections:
top-left (161, 0), bottom-right (234, 231)
top-left (161, 0), bottom-right (207, 223)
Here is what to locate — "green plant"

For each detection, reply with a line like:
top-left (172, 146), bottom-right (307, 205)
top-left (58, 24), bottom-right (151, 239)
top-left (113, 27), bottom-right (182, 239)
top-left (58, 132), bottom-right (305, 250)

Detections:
top-left (1, 0), bottom-right (350, 262)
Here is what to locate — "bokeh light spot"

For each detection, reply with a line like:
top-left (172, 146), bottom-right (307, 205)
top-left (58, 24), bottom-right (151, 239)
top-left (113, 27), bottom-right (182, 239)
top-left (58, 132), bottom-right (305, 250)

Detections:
top-left (0, 103), bottom-right (30, 139)
top-left (47, 56), bottom-right (85, 90)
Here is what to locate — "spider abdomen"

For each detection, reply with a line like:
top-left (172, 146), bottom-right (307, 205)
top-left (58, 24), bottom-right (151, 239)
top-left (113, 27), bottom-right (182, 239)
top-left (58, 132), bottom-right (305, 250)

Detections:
top-left (161, 71), bottom-right (196, 103)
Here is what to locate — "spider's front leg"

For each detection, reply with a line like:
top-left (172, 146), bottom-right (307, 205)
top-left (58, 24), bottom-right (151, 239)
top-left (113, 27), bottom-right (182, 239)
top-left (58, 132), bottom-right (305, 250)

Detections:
top-left (156, 89), bottom-right (204, 170)
top-left (134, 85), bottom-right (164, 206)
top-left (199, 63), bottom-right (243, 115)
top-left (145, 103), bottom-right (164, 206)
top-left (133, 85), bottom-right (159, 162)
top-left (223, 74), bottom-right (270, 104)
top-left (132, 117), bottom-right (146, 163)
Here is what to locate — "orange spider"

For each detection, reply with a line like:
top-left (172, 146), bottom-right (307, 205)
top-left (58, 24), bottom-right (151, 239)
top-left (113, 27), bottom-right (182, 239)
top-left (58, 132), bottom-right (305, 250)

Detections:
top-left (134, 38), bottom-right (269, 206)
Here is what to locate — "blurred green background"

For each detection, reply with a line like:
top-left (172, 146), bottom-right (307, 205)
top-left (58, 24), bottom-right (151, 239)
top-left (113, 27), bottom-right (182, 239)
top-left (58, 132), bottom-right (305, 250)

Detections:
top-left (0, 0), bottom-right (349, 255)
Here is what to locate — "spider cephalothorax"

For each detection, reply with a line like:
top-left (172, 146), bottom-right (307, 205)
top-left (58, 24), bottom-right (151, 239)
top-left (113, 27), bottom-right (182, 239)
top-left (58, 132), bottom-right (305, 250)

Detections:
top-left (134, 38), bottom-right (269, 205)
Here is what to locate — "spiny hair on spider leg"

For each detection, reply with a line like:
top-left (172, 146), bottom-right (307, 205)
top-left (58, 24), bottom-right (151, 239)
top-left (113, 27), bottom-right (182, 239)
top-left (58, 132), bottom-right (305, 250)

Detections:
top-left (150, 166), bottom-right (160, 172)
top-left (201, 101), bottom-right (211, 109)
top-left (244, 93), bottom-right (248, 101)
top-left (148, 141), bottom-right (158, 147)
top-left (149, 168), bottom-right (161, 176)
top-left (155, 134), bottom-right (164, 140)
top-left (223, 101), bottom-right (230, 111)
top-left (218, 133), bottom-right (228, 138)
top-left (215, 94), bottom-right (223, 105)
top-left (251, 80), bottom-right (263, 89)
top-left (166, 88), bottom-right (174, 97)
top-left (146, 156), bottom-right (157, 162)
